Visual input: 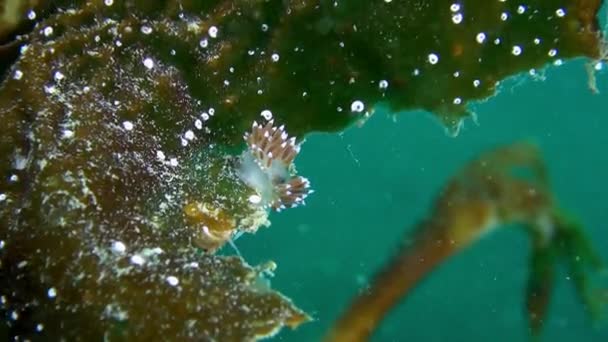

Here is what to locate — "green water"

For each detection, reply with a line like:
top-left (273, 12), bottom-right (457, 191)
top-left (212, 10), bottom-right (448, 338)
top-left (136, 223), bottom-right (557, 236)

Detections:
top-left (235, 60), bottom-right (608, 341)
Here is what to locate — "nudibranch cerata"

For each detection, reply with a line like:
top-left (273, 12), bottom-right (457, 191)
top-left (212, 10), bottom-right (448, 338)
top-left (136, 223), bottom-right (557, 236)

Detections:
top-left (238, 113), bottom-right (313, 212)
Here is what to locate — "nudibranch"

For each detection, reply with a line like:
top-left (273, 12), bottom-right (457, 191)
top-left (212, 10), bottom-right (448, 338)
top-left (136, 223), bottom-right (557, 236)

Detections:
top-left (187, 114), bottom-right (313, 254)
top-left (238, 117), bottom-right (313, 212)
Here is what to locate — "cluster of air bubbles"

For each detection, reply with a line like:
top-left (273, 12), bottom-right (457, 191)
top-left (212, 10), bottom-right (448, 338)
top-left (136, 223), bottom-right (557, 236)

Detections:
top-left (450, 3), bottom-right (463, 25)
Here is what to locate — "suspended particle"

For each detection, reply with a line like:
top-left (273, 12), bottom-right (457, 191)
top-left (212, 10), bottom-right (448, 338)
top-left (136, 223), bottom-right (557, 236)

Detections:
top-left (47, 288), bottom-right (57, 298)
top-left (13, 70), bottom-right (23, 80)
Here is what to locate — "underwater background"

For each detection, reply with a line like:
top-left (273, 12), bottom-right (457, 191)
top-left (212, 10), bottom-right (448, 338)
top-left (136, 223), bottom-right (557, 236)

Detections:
top-left (234, 59), bottom-right (608, 341)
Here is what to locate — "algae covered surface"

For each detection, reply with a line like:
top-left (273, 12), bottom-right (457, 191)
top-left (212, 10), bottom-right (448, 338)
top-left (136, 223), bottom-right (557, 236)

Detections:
top-left (0, 0), bottom-right (606, 340)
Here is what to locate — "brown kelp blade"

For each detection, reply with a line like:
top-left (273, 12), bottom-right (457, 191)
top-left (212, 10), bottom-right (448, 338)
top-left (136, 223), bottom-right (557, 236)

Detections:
top-left (326, 143), bottom-right (605, 341)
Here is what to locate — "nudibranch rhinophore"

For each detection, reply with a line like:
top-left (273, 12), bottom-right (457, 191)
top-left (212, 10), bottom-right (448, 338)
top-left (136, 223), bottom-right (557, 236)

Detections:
top-left (238, 117), bottom-right (313, 212)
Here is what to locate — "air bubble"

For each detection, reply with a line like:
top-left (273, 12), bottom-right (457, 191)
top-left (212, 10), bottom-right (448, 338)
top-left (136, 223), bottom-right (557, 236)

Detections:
top-left (511, 45), bottom-right (522, 56)
top-left (452, 13), bottom-right (463, 24)
top-left (350, 100), bottom-right (365, 113)
top-left (43, 26), bottom-right (53, 37)
top-left (143, 58), bottom-right (154, 69)
top-left (122, 121), bottom-right (134, 131)
top-left (140, 26), bottom-right (152, 35)
top-left (208, 26), bottom-right (218, 38)
top-left (166, 276), bottom-right (179, 286)
top-left (111, 241), bottom-right (127, 253)
top-left (261, 110), bottom-right (273, 120)
top-left (378, 80), bottom-right (389, 89)
top-left (476, 32), bottom-right (486, 44)
top-left (130, 254), bottom-right (145, 266)
top-left (428, 53), bottom-right (439, 64)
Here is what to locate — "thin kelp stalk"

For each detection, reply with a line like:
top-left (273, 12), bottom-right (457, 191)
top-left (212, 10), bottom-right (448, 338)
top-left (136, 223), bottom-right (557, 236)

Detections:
top-left (326, 143), bottom-right (605, 341)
